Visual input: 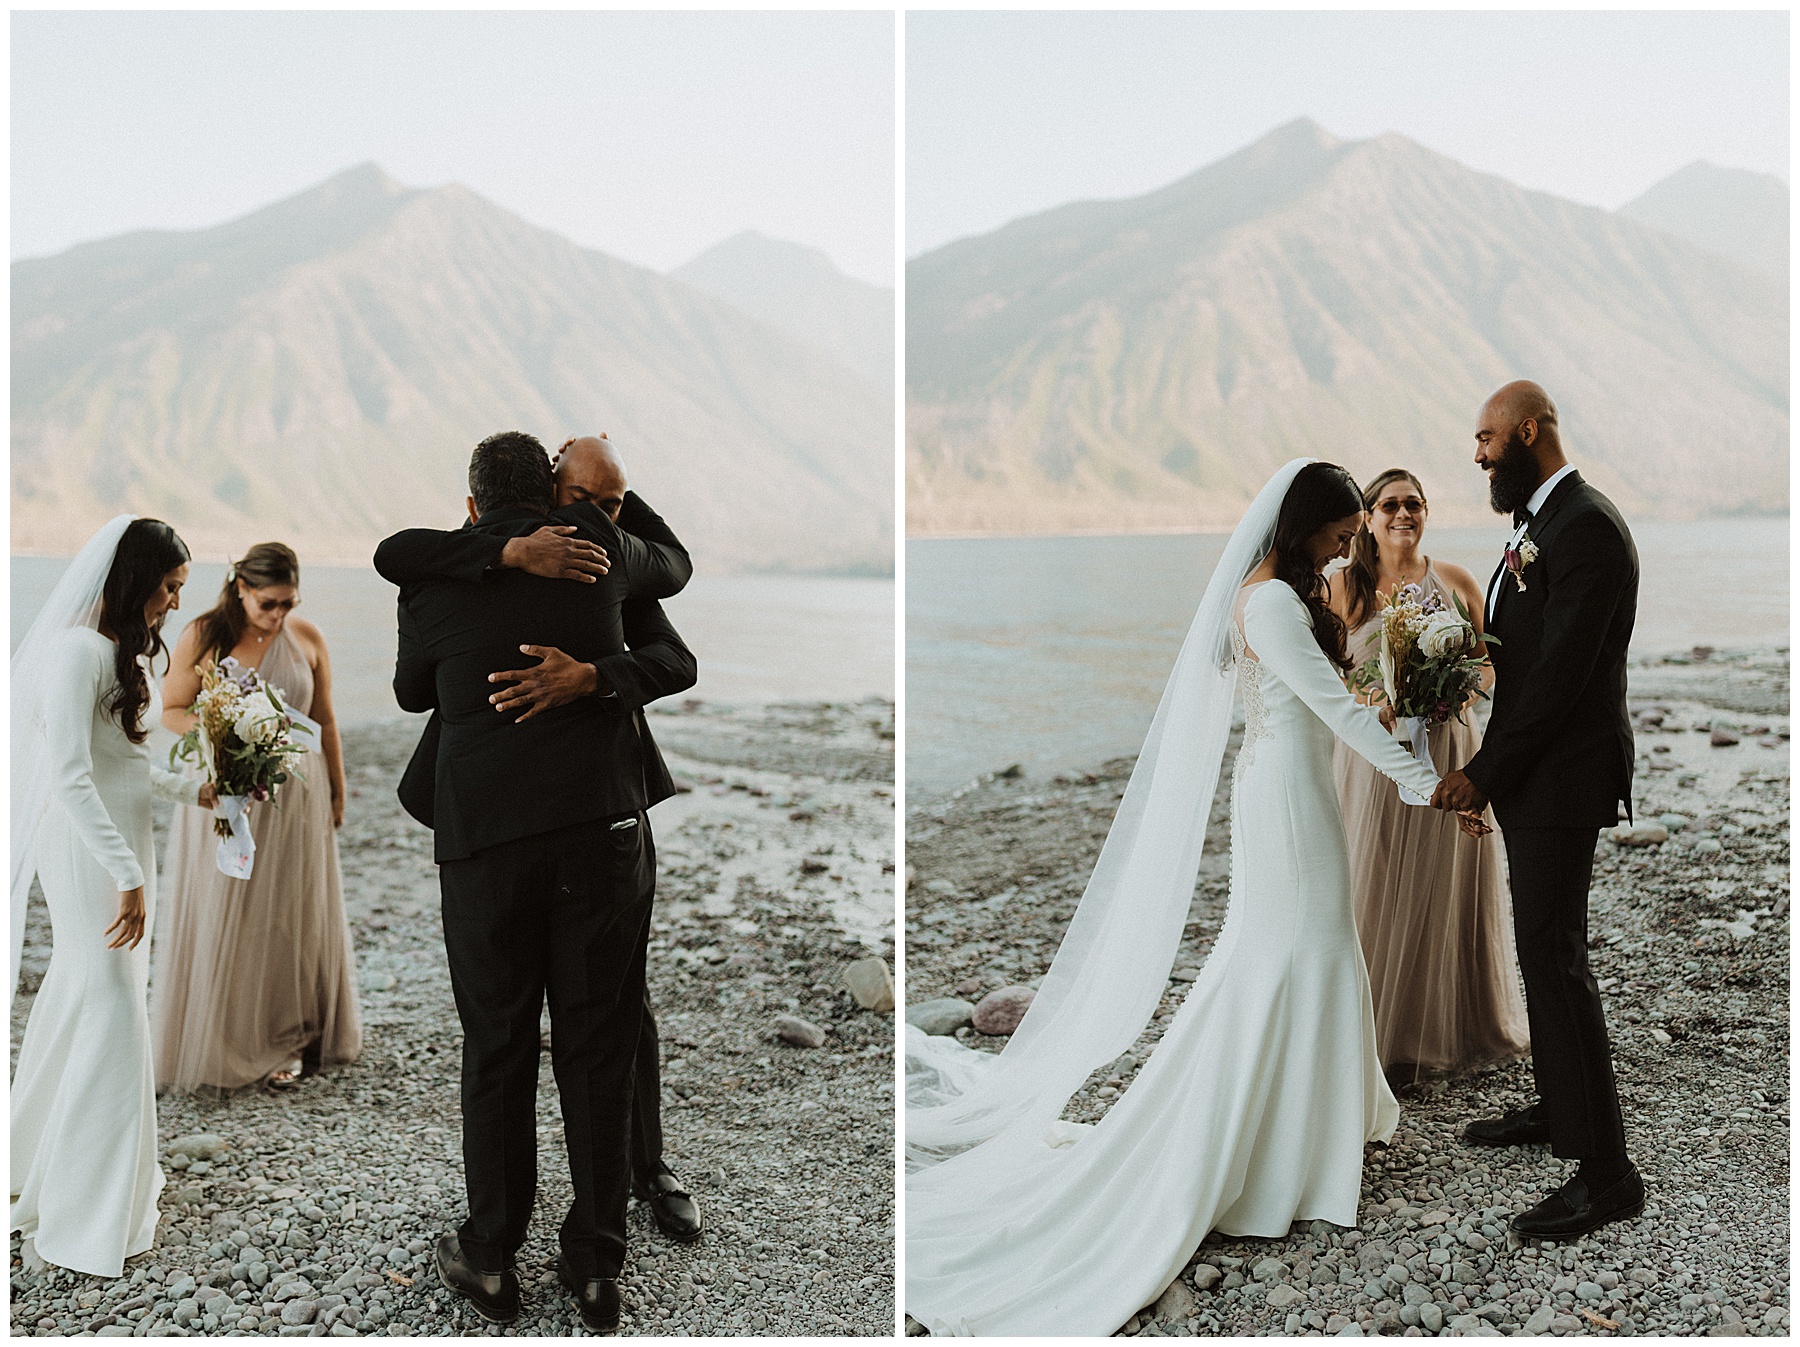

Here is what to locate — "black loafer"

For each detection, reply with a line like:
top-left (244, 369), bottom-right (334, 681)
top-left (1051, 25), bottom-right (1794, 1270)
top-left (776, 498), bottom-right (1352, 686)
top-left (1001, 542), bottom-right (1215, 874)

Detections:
top-left (558, 1253), bottom-right (621, 1334)
top-left (1463, 1106), bottom-right (1553, 1148)
top-left (635, 1172), bottom-right (704, 1243)
top-left (1512, 1166), bottom-right (1646, 1239)
top-left (434, 1234), bottom-right (520, 1325)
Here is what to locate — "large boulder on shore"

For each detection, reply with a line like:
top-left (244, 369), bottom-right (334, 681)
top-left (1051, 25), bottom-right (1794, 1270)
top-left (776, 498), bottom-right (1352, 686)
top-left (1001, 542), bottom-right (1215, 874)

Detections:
top-left (971, 985), bottom-right (1036, 1036)
top-left (905, 998), bottom-right (974, 1036)
top-left (843, 956), bottom-right (895, 1012)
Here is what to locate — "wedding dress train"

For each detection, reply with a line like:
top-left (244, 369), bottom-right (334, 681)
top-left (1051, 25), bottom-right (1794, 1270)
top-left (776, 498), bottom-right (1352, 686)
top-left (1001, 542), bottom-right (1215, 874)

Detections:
top-left (906, 580), bottom-right (1443, 1337)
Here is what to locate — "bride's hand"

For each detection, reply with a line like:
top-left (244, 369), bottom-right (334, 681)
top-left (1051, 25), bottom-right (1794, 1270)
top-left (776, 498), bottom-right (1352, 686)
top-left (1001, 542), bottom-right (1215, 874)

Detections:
top-left (105, 887), bottom-right (147, 950)
top-left (1377, 705), bottom-right (1397, 732)
top-left (1454, 810), bottom-right (1492, 838)
top-left (196, 782), bottom-right (219, 810)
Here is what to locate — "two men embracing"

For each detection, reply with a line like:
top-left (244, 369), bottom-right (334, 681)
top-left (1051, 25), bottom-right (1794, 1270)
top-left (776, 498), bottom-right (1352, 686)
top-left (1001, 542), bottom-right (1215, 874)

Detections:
top-left (376, 430), bottom-right (704, 1333)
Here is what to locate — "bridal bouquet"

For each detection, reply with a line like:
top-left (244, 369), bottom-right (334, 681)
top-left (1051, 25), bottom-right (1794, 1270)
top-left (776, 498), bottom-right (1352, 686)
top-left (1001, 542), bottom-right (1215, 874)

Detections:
top-left (1350, 584), bottom-right (1498, 806)
top-left (1351, 583), bottom-right (1496, 726)
top-left (170, 657), bottom-right (311, 877)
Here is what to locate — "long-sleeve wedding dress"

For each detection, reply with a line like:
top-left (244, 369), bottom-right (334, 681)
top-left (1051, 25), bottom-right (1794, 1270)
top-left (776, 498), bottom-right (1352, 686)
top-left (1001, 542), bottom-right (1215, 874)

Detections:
top-left (906, 579), bottom-right (1443, 1336)
top-left (11, 626), bottom-right (201, 1277)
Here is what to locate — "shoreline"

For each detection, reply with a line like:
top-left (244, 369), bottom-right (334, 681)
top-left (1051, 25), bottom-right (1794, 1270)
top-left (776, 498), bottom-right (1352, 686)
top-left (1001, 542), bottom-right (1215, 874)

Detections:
top-left (910, 643), bottom-right (1790, 806)
top-left (903, 653), bottom-right (1788, 1337)
top-left (903, 514), bottom-right (1789, 545)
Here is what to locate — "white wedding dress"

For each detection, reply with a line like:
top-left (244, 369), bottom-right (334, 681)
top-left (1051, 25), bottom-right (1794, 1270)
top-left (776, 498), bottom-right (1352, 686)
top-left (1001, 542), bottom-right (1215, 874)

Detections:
top-left (906, 579), bottom-right (1443, 1336)
top-left (12, 626), bottom-right (201, 1277)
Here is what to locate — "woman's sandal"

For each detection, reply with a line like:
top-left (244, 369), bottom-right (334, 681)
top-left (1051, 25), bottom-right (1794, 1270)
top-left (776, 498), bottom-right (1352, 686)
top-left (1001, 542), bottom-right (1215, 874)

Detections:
top-left (267, 1040), bottom-right (325, 1090)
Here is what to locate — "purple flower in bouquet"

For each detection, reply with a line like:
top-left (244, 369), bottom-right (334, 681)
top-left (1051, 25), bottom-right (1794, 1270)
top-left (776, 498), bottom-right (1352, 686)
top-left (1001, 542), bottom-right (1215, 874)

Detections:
top-left (218, 655), bottom-right (259, 694)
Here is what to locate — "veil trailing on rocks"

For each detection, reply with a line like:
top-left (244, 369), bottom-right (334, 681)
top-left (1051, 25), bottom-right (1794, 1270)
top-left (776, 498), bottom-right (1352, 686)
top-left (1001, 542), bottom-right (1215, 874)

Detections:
top-left (905, 459), bottom-right (1314, 1170)
top-left (11, 515), bottom-right (136, 994)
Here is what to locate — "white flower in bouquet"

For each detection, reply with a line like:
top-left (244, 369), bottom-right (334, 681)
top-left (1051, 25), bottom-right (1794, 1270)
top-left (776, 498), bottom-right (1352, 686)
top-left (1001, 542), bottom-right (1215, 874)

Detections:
top-left (233, 701), bottom-right (286, 746)
top-left (1418, 610), bottom-right (1474, 659)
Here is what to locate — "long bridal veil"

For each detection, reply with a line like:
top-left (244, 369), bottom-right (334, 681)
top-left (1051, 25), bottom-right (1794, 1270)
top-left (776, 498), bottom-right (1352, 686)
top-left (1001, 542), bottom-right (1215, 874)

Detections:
top-left (906, 459), bottom-right (1313, 1171)
top-left (11, 514), bottom-right (137, 993)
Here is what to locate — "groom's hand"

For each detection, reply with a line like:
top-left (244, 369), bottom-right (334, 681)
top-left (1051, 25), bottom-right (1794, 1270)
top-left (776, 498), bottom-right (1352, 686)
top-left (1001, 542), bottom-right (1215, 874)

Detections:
top-left (1432, 769), bottom-right (1489, 813)
top-left (488, 644), bottom-right (610, 722)
top-left (500, 526), bottom-right (610, 582)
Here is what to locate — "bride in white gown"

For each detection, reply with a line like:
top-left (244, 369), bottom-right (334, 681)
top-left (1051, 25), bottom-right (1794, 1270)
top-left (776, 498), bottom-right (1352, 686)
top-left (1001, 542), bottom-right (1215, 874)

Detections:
top-left (11, 517), bottom-right (216, 1278)
top-left (906, 461), bottom-right (1484, 1337)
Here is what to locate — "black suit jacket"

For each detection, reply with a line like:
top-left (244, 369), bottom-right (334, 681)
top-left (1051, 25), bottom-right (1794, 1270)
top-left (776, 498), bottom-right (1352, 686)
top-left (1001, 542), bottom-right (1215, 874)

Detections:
top-left (381, 496), bottom-right (694, 861)
top-left (1463, 471), bottom-right (1638, 830)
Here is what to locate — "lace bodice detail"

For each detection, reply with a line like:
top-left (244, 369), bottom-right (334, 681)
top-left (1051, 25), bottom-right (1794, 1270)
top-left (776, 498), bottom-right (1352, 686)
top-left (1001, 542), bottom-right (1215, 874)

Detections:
top-left (1230, 621), bottom-right (1271, 772)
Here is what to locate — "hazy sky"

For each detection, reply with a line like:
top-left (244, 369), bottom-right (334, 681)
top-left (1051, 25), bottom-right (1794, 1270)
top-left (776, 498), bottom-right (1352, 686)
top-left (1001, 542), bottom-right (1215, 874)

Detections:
top-left (13, 11), bottom-right (895, 285)
top-left (908, 10), bottom-right (1789, 255)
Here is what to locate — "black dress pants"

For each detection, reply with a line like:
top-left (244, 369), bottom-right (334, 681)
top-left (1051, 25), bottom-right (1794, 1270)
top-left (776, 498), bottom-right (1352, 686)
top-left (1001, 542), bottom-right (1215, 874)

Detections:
top-left (440, 814), bottom-right (656, 1278)
top-left (1502, 826), bottom-right (1628, 1160)
top-left (630, 984), bottom-right (671, 1191)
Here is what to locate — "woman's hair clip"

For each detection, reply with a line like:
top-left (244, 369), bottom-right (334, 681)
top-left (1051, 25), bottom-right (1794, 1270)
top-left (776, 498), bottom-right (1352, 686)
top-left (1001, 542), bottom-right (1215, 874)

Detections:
top-left (227, 564), bottom-right (238, 582)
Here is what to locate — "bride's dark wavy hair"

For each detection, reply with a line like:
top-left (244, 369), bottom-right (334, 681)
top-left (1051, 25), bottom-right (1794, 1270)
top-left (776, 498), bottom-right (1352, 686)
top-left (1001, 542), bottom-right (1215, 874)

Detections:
top-left (99, 519), bottom-right (191, 744)
top-left (1271, 462), bottom-right (1364, 672)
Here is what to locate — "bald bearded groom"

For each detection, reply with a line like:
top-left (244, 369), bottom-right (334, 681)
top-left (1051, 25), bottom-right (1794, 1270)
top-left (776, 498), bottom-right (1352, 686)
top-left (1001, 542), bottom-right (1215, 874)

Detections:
top-left (1433, 382), bottom-right (1644, 1239)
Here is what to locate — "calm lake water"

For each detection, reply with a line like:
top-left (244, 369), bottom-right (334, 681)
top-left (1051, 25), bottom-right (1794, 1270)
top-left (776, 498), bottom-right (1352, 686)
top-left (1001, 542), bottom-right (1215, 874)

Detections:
top-left (12, 559), bottom-right (894, 724)
top-left (908, 518), bottom-right (1789, 796)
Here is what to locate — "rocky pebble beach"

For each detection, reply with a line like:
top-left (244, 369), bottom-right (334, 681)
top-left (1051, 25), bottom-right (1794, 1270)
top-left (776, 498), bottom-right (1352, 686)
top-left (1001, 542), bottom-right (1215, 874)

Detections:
top-left (11, 698), bottom-right (896, 1337)
top-left (904, 647), bottom-right (1788, 1338)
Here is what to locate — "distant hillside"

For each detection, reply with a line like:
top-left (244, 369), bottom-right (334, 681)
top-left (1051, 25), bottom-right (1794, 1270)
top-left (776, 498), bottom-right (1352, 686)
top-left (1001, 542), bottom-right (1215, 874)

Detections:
top-left (907, 119), bottom-right (1787, 535)
top-left (674, 229), bottom-right (893, 388)
top-left (13, 164), bottom-right (891, 573)
top-left (1619, 161), bottom-right (1788, 287)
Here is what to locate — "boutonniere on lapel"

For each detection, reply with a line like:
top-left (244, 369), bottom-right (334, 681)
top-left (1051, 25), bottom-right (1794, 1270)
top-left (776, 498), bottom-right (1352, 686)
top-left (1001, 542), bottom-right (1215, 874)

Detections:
top-left (1503, 533), bottom-right (1540, 593)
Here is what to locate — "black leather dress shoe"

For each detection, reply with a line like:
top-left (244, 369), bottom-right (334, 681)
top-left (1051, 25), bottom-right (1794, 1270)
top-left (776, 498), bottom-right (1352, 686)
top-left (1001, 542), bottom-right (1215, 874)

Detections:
top-left (1511, 1166), bottom-right (1645, 1239)
top-left (1463, 1106), bottom-right (1554, 1148)
top-left (635, 1172), bottom-right (704, 1243)
top-left (434, 1235), bottom-right (520, 1324)
top-left (558, 1253), bottom-right (621, 1334)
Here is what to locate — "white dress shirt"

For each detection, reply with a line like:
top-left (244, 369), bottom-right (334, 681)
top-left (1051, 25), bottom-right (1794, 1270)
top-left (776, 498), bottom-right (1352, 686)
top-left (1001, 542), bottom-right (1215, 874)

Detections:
top-left (1487, 463), bottom-right (1577, 618)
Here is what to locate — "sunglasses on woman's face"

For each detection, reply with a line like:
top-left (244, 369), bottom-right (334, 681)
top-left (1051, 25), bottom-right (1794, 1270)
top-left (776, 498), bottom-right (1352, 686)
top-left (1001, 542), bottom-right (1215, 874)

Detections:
top-left (253, 596), bottom-right (299, 614)
top-left (1375, 497), bottom-right (1426, 516)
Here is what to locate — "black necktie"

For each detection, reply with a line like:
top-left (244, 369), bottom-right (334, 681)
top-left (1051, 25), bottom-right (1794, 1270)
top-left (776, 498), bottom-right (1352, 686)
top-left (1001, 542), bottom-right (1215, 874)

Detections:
top-left (1512, 508), bottom-right (1533, 529)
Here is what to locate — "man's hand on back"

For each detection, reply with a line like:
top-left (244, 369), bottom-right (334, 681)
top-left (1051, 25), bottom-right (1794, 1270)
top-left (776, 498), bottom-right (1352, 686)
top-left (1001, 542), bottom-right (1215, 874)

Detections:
top-left (499, 526), bottom-right (609, 582)
top-left (488, 645), bottom-right (611, 722)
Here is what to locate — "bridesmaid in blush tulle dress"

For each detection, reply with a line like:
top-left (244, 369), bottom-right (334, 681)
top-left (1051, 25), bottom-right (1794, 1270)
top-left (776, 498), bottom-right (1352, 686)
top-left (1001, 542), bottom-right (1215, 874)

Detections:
top-left (1327, 468), bottom-right (1529, 1088)
top-left (153, 542), bottom-right (361, 1092)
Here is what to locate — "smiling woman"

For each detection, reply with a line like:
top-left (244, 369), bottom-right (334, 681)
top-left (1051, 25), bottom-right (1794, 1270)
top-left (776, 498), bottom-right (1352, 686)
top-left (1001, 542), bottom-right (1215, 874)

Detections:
top-left (1327, 469), bottom-right (1529, 1090)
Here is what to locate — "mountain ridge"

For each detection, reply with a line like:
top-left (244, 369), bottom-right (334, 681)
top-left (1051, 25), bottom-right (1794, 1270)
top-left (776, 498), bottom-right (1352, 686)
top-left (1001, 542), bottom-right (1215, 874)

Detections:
top-left (14, 164), bottom-right (892, 573)
top-left (672, 229), bottom-right (893, 388)
top-left (1618, 159), bottom-right (1788, 284)
top-left (906, 121), bottom-right (1786, 535)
